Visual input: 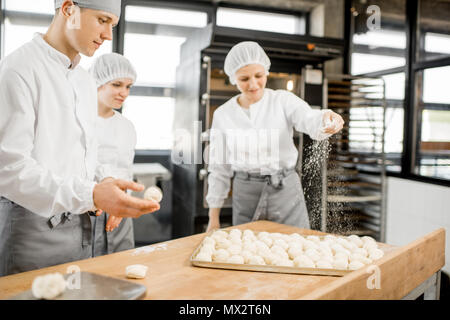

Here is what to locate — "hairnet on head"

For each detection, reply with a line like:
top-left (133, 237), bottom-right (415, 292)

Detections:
top-left (55, 0), bottom-right (122, 18)
top-left (224, 41), bottom-right (271, 85)
top-left (89, 53), bottom-right (137, 88)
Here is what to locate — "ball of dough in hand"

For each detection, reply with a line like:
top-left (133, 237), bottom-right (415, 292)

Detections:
top-left (32, 273), bottom-right (66, 300)
top-left (227, 255), bottom-right (245, 264)
top-left (143, 186), bottom-right (163, 202)
top-left (126, 264), bottom-right (149, 279)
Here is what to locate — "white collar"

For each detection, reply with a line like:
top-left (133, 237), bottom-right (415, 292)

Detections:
top-left (33, 33), bottom-right (82, 70)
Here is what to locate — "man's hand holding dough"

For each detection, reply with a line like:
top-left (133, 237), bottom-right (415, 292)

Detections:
top-left (93, 178), bottom-right (160, 219)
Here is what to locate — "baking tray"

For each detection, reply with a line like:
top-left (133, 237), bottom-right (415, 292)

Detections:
top-left (190, 230), bottom-right (357, 277)
top-left (8, 272), bottom-right (147, 300)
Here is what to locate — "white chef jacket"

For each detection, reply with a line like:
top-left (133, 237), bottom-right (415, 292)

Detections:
top-left (0, 34), bottom-right (114, 218)
top-left (96, 111), bottom-right (137, 181)
top-left (206, 88), bottom-right (331, 208)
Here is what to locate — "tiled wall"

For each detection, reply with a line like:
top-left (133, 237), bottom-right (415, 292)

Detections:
top-left (386, 176), bottom-right (449, 273)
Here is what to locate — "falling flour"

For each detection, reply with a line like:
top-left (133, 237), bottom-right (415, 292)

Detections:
top-left (301, 138), bottom-right (355, 234)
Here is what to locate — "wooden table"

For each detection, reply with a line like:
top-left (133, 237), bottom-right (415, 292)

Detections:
top-left (0, 221), bottom-right (445, 300)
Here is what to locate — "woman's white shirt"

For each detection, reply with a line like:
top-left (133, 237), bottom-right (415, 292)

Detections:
top-left (206, 88), bottom-right (331, 208)
top-left (96, 111), bottom-right (137, 182)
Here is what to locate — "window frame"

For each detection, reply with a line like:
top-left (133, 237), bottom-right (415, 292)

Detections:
top-left (346, 0), bottom-right (450, 186)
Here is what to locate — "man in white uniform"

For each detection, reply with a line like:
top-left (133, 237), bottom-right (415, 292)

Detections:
top-left (0, 0), bottom-right (159, 276)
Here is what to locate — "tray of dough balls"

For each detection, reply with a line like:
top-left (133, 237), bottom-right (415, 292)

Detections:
top-left (190, 229), bottom-right (386, 277)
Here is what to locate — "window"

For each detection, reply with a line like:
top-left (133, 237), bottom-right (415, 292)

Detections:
top-left (414, 66), bottom-right (450, 180)
top-left (351, 0), bottom-right (406, 76)
top-left (417, 0), bottom-right (450, 61)
top-left (217, 7), bottom-right (306, 35)
top-left (1, 0), bottom-right (112, 66)
top-left (123, 5), bottom-right (208, 150)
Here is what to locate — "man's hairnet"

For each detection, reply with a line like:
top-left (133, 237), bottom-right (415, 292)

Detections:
top-left (89, 53), bottom-right (137, 88)
top-left (224, 41), bottom-right (271, 85)
top-left (55, 0), bottom-right (122, 18)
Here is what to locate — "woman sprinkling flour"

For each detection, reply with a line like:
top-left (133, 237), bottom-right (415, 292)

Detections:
top-left (205, 41), bottom-right (344, 232)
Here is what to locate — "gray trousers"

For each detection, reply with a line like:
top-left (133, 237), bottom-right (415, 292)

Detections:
top-left (90, 213), bottom-right (134, 257)
top-left (232, 169), bottom-right (310, 229)
top-left (0, 197), bottom-right (93, 276)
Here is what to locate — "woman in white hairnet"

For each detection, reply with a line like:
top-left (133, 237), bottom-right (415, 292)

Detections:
top-left (205, 41), bottom-right (344, 232)
top-left (89, 53), bottom-right (137, 255)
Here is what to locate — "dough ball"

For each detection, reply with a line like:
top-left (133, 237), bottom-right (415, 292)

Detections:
top-left (211, 230), bottom-right (228, 241)
top-left (274, 259), bottom-right (294, 267)
top-left (243, 229), bottom-right (255, 238)
top-left (363, 241), bottom-right (378, 252)
top-left (362, 236), bottom-right (376, 244)
top-left (316, 259), bottom-right (333, 269)
top-left (333, 259), bottom-right (348, 270)
top-left (304, 249), bottom-right (321, 262)
top-left (229, 237), bottom-right (242, 245)
top-left (347, 235), bottom-right (363, 248)
top-left (306, 235), bottom-right (321, 244)
top-left (195, 252), bottom-right (212, 262)
top-left (273, 239), bottom-right (289, 251)
top-left (318, 245), bottom-right (333, 258)
top-left (242, 234), bottom-right (256, 242)
top-left (319, 252), bottom-right (334, 264)
top-left (288, 241), bottom-right (303, 252)
top-left (202, 236), bottom-right (215, 246)
top-left (261, 252), bottom-right (278, 265)
top-left (201, 243), bottom-right (215, 252)
top-left (216, 237), bottom-right (232, 250)
top-left (240, 250), bottom-right (254, 264)
top-left (352, 247), bottom-right (368, 257)
top-left (330, 243), bottom-right (345, 254)
top-left (254, 240), bottom-right (269, 252)
top-left (257, 246), bottom-right (271, 257)
top-left (212, 248), bottom-right (230, 262)
top-left (368, 248), bottom-right (384, 260)
top-left (126, 264), bottom-right (149, 279)
top-left (349, 253), bottom-right (367, 263)
top-left (324, 234), bottom-right (338, 242)
top-left (294, 255), bottom-right (315, 268)
top-left (229, 229), bottom-right (242, 239)
top-left (259, 236), bottom-right (273, 248)
top-left (32, 273), bottom-right (66, 300)
top-left (270, 245), bottom-right (286, 255)
top-left (248, 255), bottom-right (266, 265)
top-left (242, 241), bottom-right (257, 253)
top-left (348, 261), bottom-right (365, 270)
top-left (269, 232), bottom-right (284, 240)
top-left (336, 237), bottom-right (355, 251)
top-left (288, 233), bottom-right (303, 241)
top-left (227, 255), bottom-right (245, 264)
top-left (303, 240), bottom-right (319, 251)
top-left (287, 247), bottom-right (303, 259)
top-left (143, 186), bottom-right (163, 202)
top-left (227, 244), bottom-right (242, 255)
top-left (257, 231), bottom-right (270, 239)
top-left (334, 251), bottom-right (349, 261)
top-left (274, 250), bottom-right (289, 261)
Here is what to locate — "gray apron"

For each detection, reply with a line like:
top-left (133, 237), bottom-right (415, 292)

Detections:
top-left (90, 213), bottom-right (134, 257)
top-left (232, 168), bottom-right (310, 229)
top-left (0, 197), bottom-right (93, 276)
